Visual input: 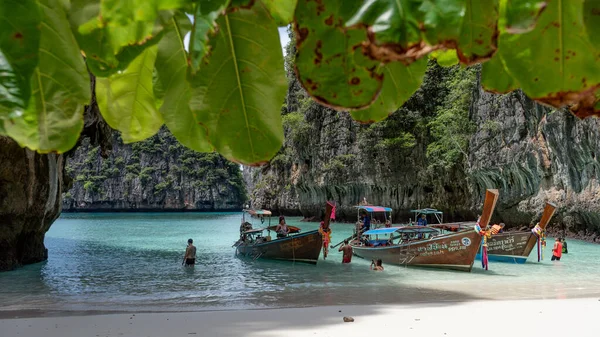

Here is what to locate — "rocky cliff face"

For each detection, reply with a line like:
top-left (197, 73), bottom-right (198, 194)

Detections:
top-left (63, 127), bottom-right (246, 211)
top-left (0, 137), bottom-right (66, 271)
top-left (246, 62), bottom-right (600, 238)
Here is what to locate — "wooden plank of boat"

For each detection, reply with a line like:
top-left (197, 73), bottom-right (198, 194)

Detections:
top-left (351, 189), bottom-right (499, 272)
top-left (482, 202), bottom-right (557, 263)
top-left (236, 230), bottom-right (323, 264)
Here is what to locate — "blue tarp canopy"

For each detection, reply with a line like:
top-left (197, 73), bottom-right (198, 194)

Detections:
top-left (410, 208), bottom-right (443, 215)
top-left (363, 226), bottom-right (440, 235)
top-left (363, 227), bottom-right (402, 235)
top-left (355, 206), bottom-right (392, 212)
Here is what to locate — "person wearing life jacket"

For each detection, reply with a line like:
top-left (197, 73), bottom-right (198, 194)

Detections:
top-left (551, 237), bottom-right (563, 261)
top-left (561, 238), bottom-right (568, 254)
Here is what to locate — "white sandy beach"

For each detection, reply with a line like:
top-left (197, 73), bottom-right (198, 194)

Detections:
top-left (1, 298), bottom-right (599, 337)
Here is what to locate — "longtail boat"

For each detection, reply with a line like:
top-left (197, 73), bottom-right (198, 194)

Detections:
top-left (233, 209), bottom-right (322, 264)
top-left (350, 189), bottom-right (499, 272)
top-left (481, 202), bottom-right (557, 263)
top-left (431, 203), bottom-right (557, 264)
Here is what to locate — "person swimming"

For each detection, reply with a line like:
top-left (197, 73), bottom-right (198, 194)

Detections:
top-left (370, 259), bottom-right (384, 271)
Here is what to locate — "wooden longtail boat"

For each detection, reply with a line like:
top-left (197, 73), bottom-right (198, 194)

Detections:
top-left (482, 202), bottom-right (557, 263)
top-left (432, 203), bottom-right (557, 264)
top-left (351, 189), bottom-right (499, 272)
top-left (234, 209), bottom-right (322, 264)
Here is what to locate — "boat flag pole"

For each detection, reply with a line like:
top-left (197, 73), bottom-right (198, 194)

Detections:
top-left (477, 189), bottom-right (499, 270)
top-left (532, 202), bottom-right (557, 261)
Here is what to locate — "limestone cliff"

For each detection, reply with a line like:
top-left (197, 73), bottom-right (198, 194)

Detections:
top-left (63, 127), bottom-right (246, 211)
top-left (246, 62), bottom-right (600, 238)
top-left (0, 138), bottom-right (66, 271)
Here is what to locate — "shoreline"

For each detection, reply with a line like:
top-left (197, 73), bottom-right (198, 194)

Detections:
top-left (2, 298), bottom-right (599, 337)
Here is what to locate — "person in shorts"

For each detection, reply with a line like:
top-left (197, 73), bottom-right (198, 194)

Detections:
top-left (551, 237), bottom-right (563, 261)
top-left (183, 238), bottom-right (196, 266)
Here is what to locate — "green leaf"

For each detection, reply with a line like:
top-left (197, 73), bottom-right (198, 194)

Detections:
top-left (3, 0), bottom-right (90, 152)
top-left (188, 0), bottom-right (230, 74)
top-left (456, 0), bottom-right (499, 63)
top-left (70, 0), bottom-right (182, 76)
top-left (295, 0), bottom-right (383, 110)
top-left (345, 0), bottom-right (427, 63)
top-left (0, 0), bottom-right (41, 124)
top-left (262, 0), bottom-right (297, 25)
top-left (583, 0), bottom-right (600, 46)
top-left (351, 58), bottom-right (427, 123)
top-left (481, 52), bottom-right (519, 94)
top-left (429, 49), bottom-right (459, 67)
top-left (190, 3), bottom-right (286, 165)
top-left (156, 16), bottom-right (212, 152)
top-left (344, 0), bottom-right (499, 65)
top-left (96, 46), bottom-right (163, 143)
top-left (497, 0), bottom-right (600, 108)
top-left (504, 0), bottom-right (547, 33)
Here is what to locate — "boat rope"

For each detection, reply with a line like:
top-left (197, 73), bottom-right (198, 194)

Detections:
top-left (532, 223), bottom-right (546, 262)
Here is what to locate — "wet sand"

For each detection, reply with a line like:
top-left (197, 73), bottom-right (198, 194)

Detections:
top-left (1, 298), bottom-right (598, 337)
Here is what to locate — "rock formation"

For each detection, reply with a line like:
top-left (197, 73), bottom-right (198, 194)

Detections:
top-left (63, 127), bottom-right (246, 211)
top-left (0, 137), bottom-right (66, 271)
top-left (246, 61), bottom-right (600, 238)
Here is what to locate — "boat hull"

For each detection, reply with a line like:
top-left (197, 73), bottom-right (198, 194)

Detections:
top-left (236, 230), bottom-right (323, 264)
top-left (351, 230), bottom-right (482, 272)
top-left (477, 231), bottom-right (537, 264)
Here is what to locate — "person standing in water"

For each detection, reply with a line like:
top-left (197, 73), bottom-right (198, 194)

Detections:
top-left (370, 259), bottom-right (384, 271)
top-left (551, 237), bottom-right (563, 261)
top-left (338, 240), bottom-right (353, 264)
top-left (561, 238), bottom-right (568, 254)
top-left (183, 238), bottom-right (196, 266)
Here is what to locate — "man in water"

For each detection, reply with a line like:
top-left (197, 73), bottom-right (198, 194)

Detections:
top-left (183, 238), bottom-right (196, 266)
top-left (561, 238), bottom-right (568, 254)
top-left (551, 237), bottom-right (563, 261)
top-left (338, 240), bottom-right (353, 263)
top-left (417, 214), bottom-right (427, 226)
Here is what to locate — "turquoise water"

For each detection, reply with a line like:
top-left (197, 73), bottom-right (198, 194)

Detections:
top-left (1, 212), bottom-right (600, 314)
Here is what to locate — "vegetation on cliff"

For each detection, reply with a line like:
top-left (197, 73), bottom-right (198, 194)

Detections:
top-left (64, 127), bottom-right (246, 211)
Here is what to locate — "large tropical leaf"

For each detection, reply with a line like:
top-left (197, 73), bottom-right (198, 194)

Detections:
top-left (504, 0), bottom-right (547, 33)
top-left (481, 52), bottom-right (519, 94)
top-left (69, 0), bottom-right (183, 77)
top-left (345, 0), bottom-right (427, 63)
top-left (0, 0), bottom-right (41, 129)
top-left (583, 0), bottom-right (600, 46)
top-left (497, 0), bottom-right (600, 110)
top-left (96, 45), bottom-right (163, 143)
top-left (189, 3), bottom-right (286, 165)
top-left (351, 58), bottom-right (428, 123)
top-left (156, 16), bottom-right (212, 152)
top-left (262, 0), bottom-right (297, 25)
top-left (345, 0), bottom-right (499, 65)
top-left (295, 0), bottom-right (383, 110)
top-left (3, 0), bottom-right (90, 152)
top-left (188, 0), bottom-right (230, 74)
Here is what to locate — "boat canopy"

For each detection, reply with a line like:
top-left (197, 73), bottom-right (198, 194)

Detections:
top-left (243, 227), bottom-right (267, 234)
top-left (363, 226), bottom-right (439, 235)
top-left (244, 209), bottom-right (272, 216)
top-left (363, 227), bottom-right (401, 235)
top-left (354, 206), bottom-right (392, 213)
top-left (410, 208), bottom-right (443, 215)
top-left (410, 208), bottom-right (443, 224)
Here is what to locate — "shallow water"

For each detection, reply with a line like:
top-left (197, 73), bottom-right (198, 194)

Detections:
top-left (1, 212), bottom-right (599, 313)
